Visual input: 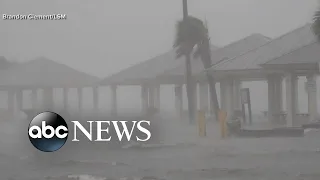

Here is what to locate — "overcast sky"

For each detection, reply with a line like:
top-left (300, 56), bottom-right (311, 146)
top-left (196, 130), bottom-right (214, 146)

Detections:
top-left (0, 0), bottom-right (318, 78)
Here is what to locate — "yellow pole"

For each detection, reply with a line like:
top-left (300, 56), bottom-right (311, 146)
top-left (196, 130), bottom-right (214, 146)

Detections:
top-left (198, 110), bottom-right (206, 137)
top-left (219, 110), bottom-right (227, 138)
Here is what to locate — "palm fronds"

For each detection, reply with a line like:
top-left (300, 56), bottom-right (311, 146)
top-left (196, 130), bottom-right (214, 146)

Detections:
top-left (173, 16), bottom-right (208, 58)
top-left (312, 9), bottom-right (320, 41)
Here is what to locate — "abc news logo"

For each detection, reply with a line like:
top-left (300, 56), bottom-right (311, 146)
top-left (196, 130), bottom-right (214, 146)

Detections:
top-left (28, 112), bottom-right (151, 152)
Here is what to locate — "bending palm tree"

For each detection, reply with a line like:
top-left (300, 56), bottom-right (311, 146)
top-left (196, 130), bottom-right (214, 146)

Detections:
top-left (174, 0), bottom-right (196, 123)
top-left (312, 8), bottom-right (320, 40)
top-left (174, 16), bottom-right (197, 123)
top-left (174, 16), bottom-right (220, 121)
top-left (193, 21), bottom-right (220, 121)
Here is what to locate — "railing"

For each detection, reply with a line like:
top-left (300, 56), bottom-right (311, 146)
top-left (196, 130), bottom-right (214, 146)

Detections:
top-left (261, 111), bottom-right (310, 126)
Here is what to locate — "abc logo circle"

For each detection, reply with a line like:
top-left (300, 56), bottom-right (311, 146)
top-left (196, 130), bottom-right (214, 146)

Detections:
top-left (28, 111), bottom-right (68, 152)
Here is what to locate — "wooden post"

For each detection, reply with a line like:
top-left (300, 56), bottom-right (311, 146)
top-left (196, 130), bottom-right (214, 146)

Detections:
top-left (219, 110), bottom-right (227, 138)
top-left (198, 110), bottom-right (206, 137)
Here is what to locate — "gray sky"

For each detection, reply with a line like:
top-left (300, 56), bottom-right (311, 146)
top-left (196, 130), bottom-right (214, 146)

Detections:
top-left (0, 0), bottom-right (318, 78)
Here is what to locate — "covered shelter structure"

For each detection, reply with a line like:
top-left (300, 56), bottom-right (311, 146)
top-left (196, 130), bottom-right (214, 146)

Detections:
top-left (98, 33), bottom-right (270, 119)
top-left (98, 45), bottom-right (219, 116)
top-left (261, 40), bottom-right (320, 126)
top-left (0, 57), bottom-right (100, 118)
top-left (205, 23), bottom-right (320, 127)
top-left (5, 23), bottom-right (318, 128)
top-left (155, 34), bottom-right (271, 119)
top-left (98, 23), bottom-right (320, 127)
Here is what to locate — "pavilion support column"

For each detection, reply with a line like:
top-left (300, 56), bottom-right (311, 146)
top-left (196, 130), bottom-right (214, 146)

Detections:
top-left (209, 82), bottom-right (217, 118)
top-left (63, 88), bottom-right (69, 112)
top-left (274, 77), bottom-right (283, 112)
top-left (16, 89), bottom-right (23, 112)
top-left (148, 85), bottom-right (155, 108)
top-left (77, 88), bottom-right (83, 116)
top-left (43, 87), bottom-right (53, 110)
top-left (220, 81), bottom-right (227, 111)
top-left (175, 84), bottom-right (183, 121)
top-left (154, 84), bottom-right (161, 110)
top-left (233, 79), bottom-right (242, 110)
top-left (110, 85), bottom-right (117, 116)
top-left (294, 76), bottom-right (300, 114)
top-left (273, 76), bottom-right (283, 122)
top-left (93, 86), bottom-right (99, 113)
top-left (141, 85), bottom-right (148, 115)
top-left (267, 75), bottom-right (276, 122)
top-left (31, 89), bottom-right (38, 110)
top-left (199, 82), bottom-right (209, 115)
top-left (220, 78), bottom-right (234, 119)
top-left (226, 79), bottom-right (234, 119)
top-left (285, 73), bottom-right (298, 127)
top-left (7, 89), bottom-right (14, 118)
top-left (306, 74), bottom-right (318, 122)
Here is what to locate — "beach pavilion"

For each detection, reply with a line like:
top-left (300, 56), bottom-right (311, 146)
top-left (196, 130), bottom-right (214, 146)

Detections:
top-left (204, 23), bottom-right (320, 127)
top-left (98, 33), bottom-right (270, 119)
top-left (261, 40), bottom-right (320, 126)
top-left (154, 34), bottom-right (271, 119)
top-left (0, 57), bottom-right (100, 118)
top-left (98, 23), bottom-right (320, 127)
top-left (97, 44), bottom-right (220, 116)
top-left (1, 24), bottom-right (319, 128)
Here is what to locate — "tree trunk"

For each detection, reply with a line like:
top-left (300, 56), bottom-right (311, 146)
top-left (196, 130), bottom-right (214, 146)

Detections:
top-left (185, 54), bottom-right (196, 123)
top-left (199, 39), bottom-right (220, 121)
top-left (182, 0), bottom-right (188, 18)
top-left (181, 0), bottom-right (195, 124)
top-left (206, 72), bottom-right (220, 121)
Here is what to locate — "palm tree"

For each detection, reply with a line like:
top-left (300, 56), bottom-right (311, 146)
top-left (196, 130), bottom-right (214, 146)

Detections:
top-left (193, 20), bottom-right (220, 121)
top-left (174, 0), bottom-right (196, 124)
top-left (174, 16), bottom-right (220, 121)
top-left (174, 20), bottom-right (196, 123)
top-left (312, 8), bottom-right (320, 40)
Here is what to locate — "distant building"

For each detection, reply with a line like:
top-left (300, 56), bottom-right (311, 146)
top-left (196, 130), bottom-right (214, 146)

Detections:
top-left (0, 56), bottom-right (17, 70)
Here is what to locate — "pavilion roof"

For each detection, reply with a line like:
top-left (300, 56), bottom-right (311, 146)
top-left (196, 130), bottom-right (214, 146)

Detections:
top-left (99, 45), bottom-right (219, 85)
top-left (0, 57), bottom-right (100, 89)
top-left (260, 41), bottom-right (320, 72)
top-left (160, 33), bottom-right (271, 77)
top-left (263, 41), bottom-right (319, 65)
top-left (210, 23), bottom-right (316, 72)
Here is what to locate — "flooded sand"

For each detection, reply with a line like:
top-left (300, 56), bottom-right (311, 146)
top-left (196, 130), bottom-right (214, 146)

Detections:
top-left (1, 120), bottom-right (320, 180)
